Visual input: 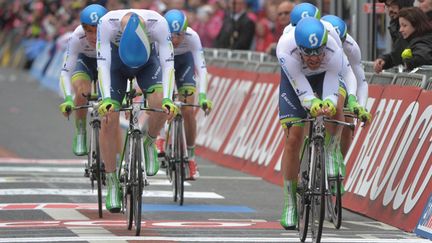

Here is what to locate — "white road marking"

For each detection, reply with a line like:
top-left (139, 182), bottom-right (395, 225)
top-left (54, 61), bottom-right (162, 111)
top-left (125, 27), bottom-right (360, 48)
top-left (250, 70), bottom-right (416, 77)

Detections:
top-left (0, 189), bottom-right (223, 199)
top-left (0, 177), bottom-right (190, 186)
top-left (42, 209), bottom-right (89, 220)
top-left (0, 236), bottom-right (427, 242)
top-left (0, 158), bottom-right (85, 164)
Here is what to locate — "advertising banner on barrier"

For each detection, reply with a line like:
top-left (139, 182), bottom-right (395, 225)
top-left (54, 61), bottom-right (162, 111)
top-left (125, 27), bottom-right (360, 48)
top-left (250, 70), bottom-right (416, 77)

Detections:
top-left (199, 65), bottom-right (432, 232)
top-left (344, 85), bottom-right (432, 231)
top-left (415, 194), bottom-right (432, 240)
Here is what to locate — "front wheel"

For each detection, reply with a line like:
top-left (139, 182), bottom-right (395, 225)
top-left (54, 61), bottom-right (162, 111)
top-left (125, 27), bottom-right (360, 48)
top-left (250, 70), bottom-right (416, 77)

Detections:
top-left (132, 137), bottom-right (143, 236)
top-left (310, 140), bottom-right (326, 243)
top-left (327, 176), bottom-right (342, 229)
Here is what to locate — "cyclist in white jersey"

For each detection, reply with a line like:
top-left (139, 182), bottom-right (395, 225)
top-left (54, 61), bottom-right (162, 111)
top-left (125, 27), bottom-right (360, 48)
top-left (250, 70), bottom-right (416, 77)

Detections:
top-left (96, 9), bottom-right (177, 213)
top-left (277, 17), bottom-right (345, 230)
top-left (158, 9), bottom-right (213, 180)
top-left (59, 4), bottom-right (107, 156)
top-left (285, 3), bottom-right (363, 181)
top-left (321, 15), bottom-right (372, 161)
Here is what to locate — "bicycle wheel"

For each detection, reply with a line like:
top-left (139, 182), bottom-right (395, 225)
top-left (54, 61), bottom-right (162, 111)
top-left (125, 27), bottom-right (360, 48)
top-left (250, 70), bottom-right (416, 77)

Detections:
top-left (298, 138), bottom-right (310, 242)
top-left (326, 175), bottom-right (342, 229)
top-left (92, 125), bottom-right (103, 218)
top-left (124, 136), bottom-right (133, 230)
top-left (175, 120), bottom-right (185, 206)
top-left (132, 137), bottom-right (143, 236)
top-left (310, 139), bottom-right (326, 243)
top-left (165, 123), bottom-right (177, 202)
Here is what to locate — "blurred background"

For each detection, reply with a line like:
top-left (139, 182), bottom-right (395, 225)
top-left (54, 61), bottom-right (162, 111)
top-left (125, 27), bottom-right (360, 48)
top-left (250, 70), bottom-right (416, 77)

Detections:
top-left (0, 0), bottom-right (415, 66)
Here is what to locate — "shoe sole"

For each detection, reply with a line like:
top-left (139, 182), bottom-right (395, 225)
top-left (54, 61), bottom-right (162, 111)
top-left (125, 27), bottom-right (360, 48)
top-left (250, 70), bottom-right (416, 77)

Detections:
top-left (108, 207), bottom-right (121, 213)
top-left (282, 225), bottom-right (296, 230)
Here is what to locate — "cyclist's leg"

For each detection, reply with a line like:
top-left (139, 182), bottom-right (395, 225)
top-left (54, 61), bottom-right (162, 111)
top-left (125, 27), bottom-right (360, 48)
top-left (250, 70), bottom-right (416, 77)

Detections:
top-left (100, 45), bottom-right (127, 212)
top-left (136, 48), bottom-right (166, 176)
top-left (70, 55), bottom-right (96, 156)
top-left (279, 71), bottom-right (307, 230)
top-left (175, 52), bottom-right (198, 179)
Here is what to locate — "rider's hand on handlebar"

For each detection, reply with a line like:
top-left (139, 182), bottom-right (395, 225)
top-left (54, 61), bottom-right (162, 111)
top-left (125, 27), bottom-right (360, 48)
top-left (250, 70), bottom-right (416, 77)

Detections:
top-left (98, 98), bottom-right (115, 116)
top-left (162, 98), bottom-right (178, 120)
top-left (322, 99), bottom-right (336, 117)
top-left (198, 93), bottom-right (213, 114)
top-left (347, 94), bottom-right (361, 115)
top-left (59, 96), bottom-right (75, 117)
top-left (310, 98), bottom-right (323, 117)
top-left (357, 106), bottom-right (372, 124)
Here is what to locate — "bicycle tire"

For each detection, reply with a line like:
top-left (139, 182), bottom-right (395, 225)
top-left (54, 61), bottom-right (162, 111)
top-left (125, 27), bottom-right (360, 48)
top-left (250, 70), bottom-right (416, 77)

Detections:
top-left (93, 126), bottom-right (103, 218)
top-left (310, 139), bottom-right (326, 243)
top-left (175, 120), bottom-right (185, 206)
top-left (326, 175), bottom-right (342, 229)
top-left (298, 137), bottom-right (310, 242)
top-left (132, 136), bottom-right (143, 236)
top-left (124, 136), bottom-right (133, 230)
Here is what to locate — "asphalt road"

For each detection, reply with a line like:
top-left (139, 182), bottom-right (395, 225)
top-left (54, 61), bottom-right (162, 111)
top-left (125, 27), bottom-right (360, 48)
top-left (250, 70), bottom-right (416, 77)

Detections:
top-left (0, 68), bottom-right (426, 243)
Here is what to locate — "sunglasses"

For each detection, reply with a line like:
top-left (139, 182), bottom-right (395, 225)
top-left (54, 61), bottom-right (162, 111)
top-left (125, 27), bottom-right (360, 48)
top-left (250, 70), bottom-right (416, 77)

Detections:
top-left (299, 45), bottom-right (326, 56)
top-left (278, 11), bottom-right (291, 17)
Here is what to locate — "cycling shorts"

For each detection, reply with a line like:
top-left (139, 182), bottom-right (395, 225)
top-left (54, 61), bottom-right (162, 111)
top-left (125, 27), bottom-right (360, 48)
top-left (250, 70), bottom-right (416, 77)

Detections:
top-left (109, 43), bottom-right (162, 104)
top-left (72, 54), bottom-right (97, 83)
top-left (174, 52), bottom-right (196, 96)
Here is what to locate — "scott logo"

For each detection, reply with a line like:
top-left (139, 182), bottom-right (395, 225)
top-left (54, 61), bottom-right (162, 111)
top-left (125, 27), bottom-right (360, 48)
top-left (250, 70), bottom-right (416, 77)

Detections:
top-left (90, 12), bottom-right (99, 23)
top-left (309, 33), bottom-right (319, 47)
top-left (171, 20), bottom-right (180, 32)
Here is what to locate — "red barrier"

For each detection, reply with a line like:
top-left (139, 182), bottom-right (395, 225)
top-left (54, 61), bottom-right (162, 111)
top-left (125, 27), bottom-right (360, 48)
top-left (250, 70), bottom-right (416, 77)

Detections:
top-left (200, 65), bottom-right (432, 232)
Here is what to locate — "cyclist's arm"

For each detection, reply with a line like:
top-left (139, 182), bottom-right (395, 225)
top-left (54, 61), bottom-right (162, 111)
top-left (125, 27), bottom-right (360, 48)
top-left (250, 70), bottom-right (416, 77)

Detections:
top-left (344, 34), bottom-right (368, 107)
top-left (153, 18), bottom-right (175, 99)
top-left (322, 48), bottom-right (344, 106)
top-left (190, 29), bottom-right (208, 95)
top-left (59, 35), bottom-right (79, 99)
top-left (96, 16), bottom-right (114, 99)
top-left (276, 34), bottom-right (316, 109)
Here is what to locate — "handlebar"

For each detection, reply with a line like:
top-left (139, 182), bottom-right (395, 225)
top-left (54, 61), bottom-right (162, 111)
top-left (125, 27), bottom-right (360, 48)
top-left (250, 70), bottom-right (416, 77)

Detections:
top-left (285, 116), bottom-right (355, 131)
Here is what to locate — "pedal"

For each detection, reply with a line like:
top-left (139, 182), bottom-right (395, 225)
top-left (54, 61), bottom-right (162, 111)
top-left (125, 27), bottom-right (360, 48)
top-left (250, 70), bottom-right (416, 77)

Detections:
top-left (84, 168), bottom-right (90, 178)
top-left (160, 159), bottom-right (167, 169)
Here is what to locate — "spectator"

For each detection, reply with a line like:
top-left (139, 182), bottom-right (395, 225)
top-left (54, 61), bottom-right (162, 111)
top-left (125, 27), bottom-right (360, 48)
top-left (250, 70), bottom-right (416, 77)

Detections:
top-left (254, 2), bottom-right (277, 52)
top-left (418, 0), bottom-right (432, 22)
top-left (373, 0), bottom-right (414, 73)
top-left (399, 7), bottom-right (432, 70)
top-left (191, 4), bottom-right (223, 47)
top-left (266, 0), bottom-right (295, 55)
top-left (214, 0), bottom-right (256, 50)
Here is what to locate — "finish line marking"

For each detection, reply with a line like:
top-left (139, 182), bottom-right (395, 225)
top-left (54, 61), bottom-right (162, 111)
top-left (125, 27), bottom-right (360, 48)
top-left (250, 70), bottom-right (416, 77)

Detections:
top-left (0, 158), bottom-right (84, 164)
top-left (0, 236), bottom-right (427, 243)
top-left (0, 189), bottom-right (223, 199)
top-left (0, 177), bottom-right (190, 186)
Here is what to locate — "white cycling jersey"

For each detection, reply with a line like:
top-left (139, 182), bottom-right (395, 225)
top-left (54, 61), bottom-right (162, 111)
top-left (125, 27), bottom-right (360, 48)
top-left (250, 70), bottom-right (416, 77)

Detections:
top-left (276, 30), bottom-right (344, 109)
top-left (285, 21), bottom-right (359, 100)
top-left (343, 34), bottom-right (368, 107)
top-left (59, 25), bottom-right (96, 98)
top-left (97, 9), bottom-right (175, 99)
top-left (174, 27), bottom-right (208, 94)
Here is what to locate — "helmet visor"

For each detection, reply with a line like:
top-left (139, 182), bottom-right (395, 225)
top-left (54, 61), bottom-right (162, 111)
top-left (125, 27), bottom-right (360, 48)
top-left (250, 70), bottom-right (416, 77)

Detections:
top-left (299, 45), bottom-right (326, 56)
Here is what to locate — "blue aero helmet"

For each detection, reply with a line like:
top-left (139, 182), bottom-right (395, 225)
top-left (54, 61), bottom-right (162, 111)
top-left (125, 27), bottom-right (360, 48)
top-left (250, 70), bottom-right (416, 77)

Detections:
top-left (290, 2), bottom-right (321, 26)
top-left (80, 4), bottom-right (107, 26)
top-left (164, 9), bottom-right (188, 34)
top-left (321, 15), bottom-right (347, 42)
top-left (295, 17), bottom-right (328, 56)
top-left (119, 13), bottom-right (151, 68)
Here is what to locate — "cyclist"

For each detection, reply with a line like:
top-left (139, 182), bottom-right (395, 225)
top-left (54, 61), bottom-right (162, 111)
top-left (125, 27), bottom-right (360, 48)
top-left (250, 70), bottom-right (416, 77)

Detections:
top-left (285, 3), bottom-right (362, 182)
top-left (59, 4), bottom-right (107, 156)
top-left (321, 15), bottom-right (372, 160)
top-left (96, 9), bottom-right (177, 213)
top-left (276, 17), bottom-right (345, 229)
top-left (158, 9), bottom-right (213, 180)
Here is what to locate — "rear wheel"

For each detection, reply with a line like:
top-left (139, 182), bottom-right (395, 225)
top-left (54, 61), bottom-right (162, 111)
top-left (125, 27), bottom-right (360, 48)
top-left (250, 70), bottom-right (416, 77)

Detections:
top-left (327, 176), bottom-right (342, 229)
top-left (298, 137), bottom-right (310, 242)
top-left (93, 127), bottom-right (103, 218)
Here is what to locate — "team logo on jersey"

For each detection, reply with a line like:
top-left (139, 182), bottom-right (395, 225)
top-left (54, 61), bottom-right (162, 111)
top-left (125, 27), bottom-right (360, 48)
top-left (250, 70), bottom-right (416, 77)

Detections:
top-left (171, 20), bottom-right (181, 32)
top-left (90, 12), bottom-right (99, 23)
top-left (309, 33), bottom-right (319, 47)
